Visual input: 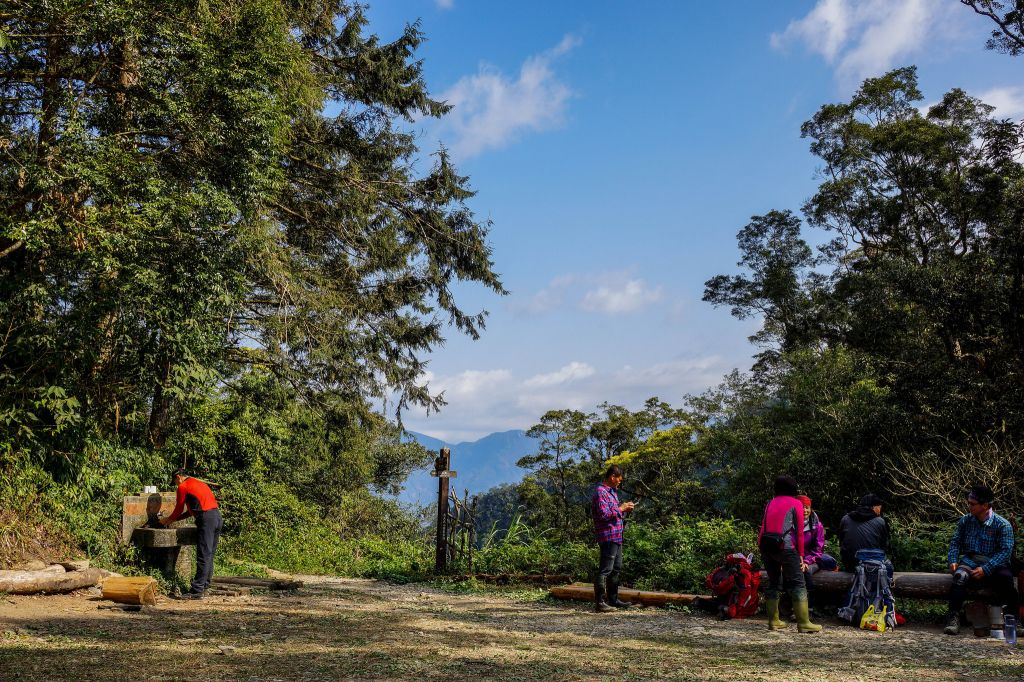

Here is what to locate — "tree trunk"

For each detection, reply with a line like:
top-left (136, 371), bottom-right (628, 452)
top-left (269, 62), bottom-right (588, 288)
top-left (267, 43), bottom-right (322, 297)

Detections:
top-left (101, 576), bottom-right (158, 605)
top-left (0, 567), bottom-right (110, 594)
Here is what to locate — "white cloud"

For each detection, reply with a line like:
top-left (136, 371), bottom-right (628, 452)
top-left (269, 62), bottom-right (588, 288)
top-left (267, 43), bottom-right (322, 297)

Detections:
top-left (770, 0), bottom-right (851, 62)
top-left (405, 355), bottom-right (726, 441)
top-left (524, 361), bottom-right (595, 388)
top-left (510, 274), bottom-right (577, 315)
top-left (978, 86), bottom-right (1024, 119)
top-left (771, 0), bottom-right (959, 84)
top-left (582, 278), bottom-right (663, 314)
top-left (438, 35), bottom-right (580, 158)
top-left (430, 369), bottom-right (512, 400)
top-left (435, 0), bottom-right (453, 9)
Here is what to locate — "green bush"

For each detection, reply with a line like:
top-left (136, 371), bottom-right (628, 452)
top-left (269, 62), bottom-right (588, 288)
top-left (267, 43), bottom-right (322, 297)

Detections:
top-left (625, 517), bottom-right (758, 593)
top-left (887, 521), bottom-right (952, 573)
top-left (218, 479), bottom-right (431, 579)
top-left (472, 516), bottom-right (594, 578)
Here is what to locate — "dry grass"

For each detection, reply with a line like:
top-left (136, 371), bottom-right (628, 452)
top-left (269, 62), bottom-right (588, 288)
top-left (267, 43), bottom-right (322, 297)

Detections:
top-left (0, 506), bottom-right (77, 568)
top-left (0, 576), bottom-right (1021, 681)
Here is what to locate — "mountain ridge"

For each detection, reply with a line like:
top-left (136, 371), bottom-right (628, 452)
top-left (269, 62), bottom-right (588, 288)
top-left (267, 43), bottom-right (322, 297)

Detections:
top-left (398, 429), bottom-right (538, 505)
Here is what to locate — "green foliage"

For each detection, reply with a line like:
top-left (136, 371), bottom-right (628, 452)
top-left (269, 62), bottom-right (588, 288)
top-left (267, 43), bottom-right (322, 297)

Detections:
top-left (886, 521), bottom-right (953, 574)
top-left (472, 516), bottom-right (594, 578)
top-left (0, 0), bottom-right (491, 576)
top-left (624, 517), bottom-right (758, 593)
top-left (220, 480), bottom-right (430, 579)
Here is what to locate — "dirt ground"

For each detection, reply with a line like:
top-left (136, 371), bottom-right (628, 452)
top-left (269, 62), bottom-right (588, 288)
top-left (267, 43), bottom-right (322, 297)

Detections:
top-left (1, 575), bottom-right (1022, 681)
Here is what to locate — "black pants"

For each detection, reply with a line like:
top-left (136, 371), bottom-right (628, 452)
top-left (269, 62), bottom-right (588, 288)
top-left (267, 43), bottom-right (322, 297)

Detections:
top-left (192, 508), bottom-right (223, 594)
top-left (948, 565), bottom-right (1019, 616)
top-left (595, 541), bottom-right (623, 601)
top-left (760, 538), bottom-right (805, 598)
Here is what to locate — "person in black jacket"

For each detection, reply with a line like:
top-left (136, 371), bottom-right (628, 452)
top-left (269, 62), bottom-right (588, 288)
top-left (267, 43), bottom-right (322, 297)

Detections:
top-left (839, 493), bottom-right (890, 570)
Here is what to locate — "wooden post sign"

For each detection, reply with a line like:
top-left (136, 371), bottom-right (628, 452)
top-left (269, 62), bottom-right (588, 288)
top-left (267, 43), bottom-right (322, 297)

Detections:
top-left (433, 448), bottom-right (456, 573)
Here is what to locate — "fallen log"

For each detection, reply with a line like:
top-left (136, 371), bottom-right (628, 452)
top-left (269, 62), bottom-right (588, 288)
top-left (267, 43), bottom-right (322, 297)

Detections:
top-left (550, 582), bottom-right (706, 607)
top-left (102, 576), bottom-right (158, 605)
top-left (211, 576), bottom-right (303, 590)
top-left (0, 567), bottom-right (110, 595)
top-left (767, 570), bottom-right (994, 599)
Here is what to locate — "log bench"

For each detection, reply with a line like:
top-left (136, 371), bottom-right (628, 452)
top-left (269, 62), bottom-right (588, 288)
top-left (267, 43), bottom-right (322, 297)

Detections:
top-left (783, 570), bottom-right (996, 599)
top-left (551, 571), bottom-right (1001, 609)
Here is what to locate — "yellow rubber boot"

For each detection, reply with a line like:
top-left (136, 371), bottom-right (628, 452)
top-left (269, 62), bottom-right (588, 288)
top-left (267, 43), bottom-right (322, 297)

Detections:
top-left (793, 596), bottom-right (822, 633)
top-left (765, 594), bottom-right (786, 630)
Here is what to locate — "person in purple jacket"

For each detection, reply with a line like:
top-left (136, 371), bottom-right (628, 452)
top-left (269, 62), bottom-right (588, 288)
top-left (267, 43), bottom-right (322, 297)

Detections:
top-left (592, 464), bottom-right (635, 612)
top-left (759, 475), bottom-right (821, 632)
top-left (796, 495), bottom-right (837, 598)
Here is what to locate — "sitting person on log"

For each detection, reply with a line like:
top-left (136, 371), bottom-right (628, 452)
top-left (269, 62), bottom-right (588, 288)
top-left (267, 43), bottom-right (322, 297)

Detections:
top-left (796, 495), bottom-right (837, 595)
top-left (943, 484), bottom-right (1018, 636)
top-left (759, 474), bottom-right (821, 632)
top-left (838, 493), bottom-right (891, 571)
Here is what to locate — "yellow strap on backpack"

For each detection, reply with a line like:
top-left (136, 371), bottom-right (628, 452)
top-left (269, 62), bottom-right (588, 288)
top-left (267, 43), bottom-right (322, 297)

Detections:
top-left (860, 604), bottom-right (887, 632)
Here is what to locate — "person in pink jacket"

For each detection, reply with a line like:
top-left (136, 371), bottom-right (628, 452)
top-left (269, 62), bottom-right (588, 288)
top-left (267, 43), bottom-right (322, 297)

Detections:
top-left (758, 475), bottom-right (821, 632)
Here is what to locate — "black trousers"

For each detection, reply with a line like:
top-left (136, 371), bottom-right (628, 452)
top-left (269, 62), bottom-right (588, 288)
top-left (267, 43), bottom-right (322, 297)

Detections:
top-left (948, 565), bottom-right (1019, 616)
top-left (760, 538), bottom-right (806, 598)
top-left (192, 508), bottom-right (223, 594)
top-left (595, 541), bottom-right (623, 600)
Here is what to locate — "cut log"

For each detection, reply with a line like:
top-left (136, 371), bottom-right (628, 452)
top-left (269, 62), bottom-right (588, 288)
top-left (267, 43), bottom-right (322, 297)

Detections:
top-left (211, 576), bottom-right (302, 590)
top-left (549, 582), bottom-right (706, 607)
top-left (0, 567), bottom-right (108, 594)
top-left (101, 576), bottom-right (158, 606)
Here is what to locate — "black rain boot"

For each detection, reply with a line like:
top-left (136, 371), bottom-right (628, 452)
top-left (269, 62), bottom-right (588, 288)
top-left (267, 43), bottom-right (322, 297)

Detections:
top-left (594, 582), bottom-right (613, 612)
top-left (607, 578), bottom-right (632, 608)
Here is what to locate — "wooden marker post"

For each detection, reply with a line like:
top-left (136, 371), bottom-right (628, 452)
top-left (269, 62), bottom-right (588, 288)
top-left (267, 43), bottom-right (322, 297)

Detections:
top-left (431, 448), bottom-right (456, 572)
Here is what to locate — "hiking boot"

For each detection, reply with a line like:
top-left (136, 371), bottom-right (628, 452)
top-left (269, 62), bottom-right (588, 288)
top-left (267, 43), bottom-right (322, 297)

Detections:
top-left (793, 597), bottom-right (822, 633)
top-left (175, 590), bottom-right (205, 600)
top-left (594, 601), bottom-right (614, 613)
top-left (944, 614), bottom-right (961, 636)
top-left (609, 598), bottom-right (633, 608)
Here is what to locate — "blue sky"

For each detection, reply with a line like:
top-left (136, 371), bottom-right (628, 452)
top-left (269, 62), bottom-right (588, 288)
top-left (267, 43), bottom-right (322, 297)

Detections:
top-left (364, 1), bottom-right (1024, 442)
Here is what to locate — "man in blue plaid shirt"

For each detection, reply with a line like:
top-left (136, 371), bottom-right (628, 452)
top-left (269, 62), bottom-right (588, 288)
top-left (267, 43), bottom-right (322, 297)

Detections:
top-left (592, 464), bottom-right (635, 612)
top-left (943, 484), bottom-right (1018, 635)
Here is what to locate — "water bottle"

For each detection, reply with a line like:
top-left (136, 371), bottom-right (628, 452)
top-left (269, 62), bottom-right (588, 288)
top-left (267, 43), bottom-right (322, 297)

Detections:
top-left (1005, 615), bottom-right (1017, 645)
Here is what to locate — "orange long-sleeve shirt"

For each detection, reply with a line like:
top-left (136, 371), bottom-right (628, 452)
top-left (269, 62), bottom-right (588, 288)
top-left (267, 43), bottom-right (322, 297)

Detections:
top-left (166, 477), bottom-right (219, 522)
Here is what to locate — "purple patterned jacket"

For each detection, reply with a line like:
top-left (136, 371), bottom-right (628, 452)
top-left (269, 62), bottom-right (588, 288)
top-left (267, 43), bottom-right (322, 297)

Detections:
top-left (592, 483), bottom-right (624, 544)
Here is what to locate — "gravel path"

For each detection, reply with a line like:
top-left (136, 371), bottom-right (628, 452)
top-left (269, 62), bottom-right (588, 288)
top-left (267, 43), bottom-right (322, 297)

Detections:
top-left (0, 575), bottom-right (1021, 681)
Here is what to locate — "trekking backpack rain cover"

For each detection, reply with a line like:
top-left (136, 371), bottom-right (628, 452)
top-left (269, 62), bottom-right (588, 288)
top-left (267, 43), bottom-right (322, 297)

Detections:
top-left (706, 553), bottom-right (761, 619)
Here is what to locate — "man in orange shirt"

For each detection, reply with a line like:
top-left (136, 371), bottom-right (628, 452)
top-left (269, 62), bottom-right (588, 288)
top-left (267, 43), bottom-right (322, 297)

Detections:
top-left (161, 469), bottom-right (223, 599)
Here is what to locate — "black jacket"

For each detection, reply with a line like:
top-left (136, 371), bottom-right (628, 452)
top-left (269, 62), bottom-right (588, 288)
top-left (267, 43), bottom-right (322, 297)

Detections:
top-left (838, 506), bottom-right (890, 569)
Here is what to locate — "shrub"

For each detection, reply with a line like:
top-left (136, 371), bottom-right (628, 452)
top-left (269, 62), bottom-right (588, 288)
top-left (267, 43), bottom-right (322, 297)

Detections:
top-left (625, 517), bottom-right (758, 593)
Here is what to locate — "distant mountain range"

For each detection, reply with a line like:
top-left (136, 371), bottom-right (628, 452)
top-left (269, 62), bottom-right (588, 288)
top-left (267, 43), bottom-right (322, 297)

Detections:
top-left (397, 430), bottom-right (539, 506)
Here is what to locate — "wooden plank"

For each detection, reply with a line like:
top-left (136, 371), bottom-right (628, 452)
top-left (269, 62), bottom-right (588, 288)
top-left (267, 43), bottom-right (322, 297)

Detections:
top-left (549, 583), bottom-right (706, 607)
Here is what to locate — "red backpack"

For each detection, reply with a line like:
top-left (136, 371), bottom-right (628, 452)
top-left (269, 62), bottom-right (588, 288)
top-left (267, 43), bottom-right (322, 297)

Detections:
top-left (706, 553), bottom-right (761, 619)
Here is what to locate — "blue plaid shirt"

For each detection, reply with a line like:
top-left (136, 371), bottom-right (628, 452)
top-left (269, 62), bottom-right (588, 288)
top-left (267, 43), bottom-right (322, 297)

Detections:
top-left (947, 510), bottom-right (1014, 575)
